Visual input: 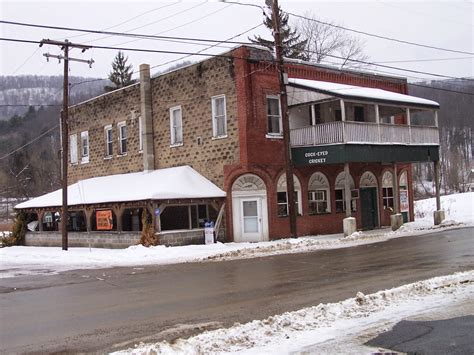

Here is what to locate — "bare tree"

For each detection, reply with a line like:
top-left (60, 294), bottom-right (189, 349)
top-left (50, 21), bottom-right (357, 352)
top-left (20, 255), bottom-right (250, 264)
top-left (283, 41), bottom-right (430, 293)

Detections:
top-left (296, 12), bottom-right (368, 67)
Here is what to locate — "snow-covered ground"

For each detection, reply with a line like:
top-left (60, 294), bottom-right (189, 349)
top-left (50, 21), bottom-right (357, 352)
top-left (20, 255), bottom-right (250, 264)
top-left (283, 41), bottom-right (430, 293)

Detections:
top-left (1, 192), bottom-right (472, 278)
top-left (112, 271), bottom-right (474, 355)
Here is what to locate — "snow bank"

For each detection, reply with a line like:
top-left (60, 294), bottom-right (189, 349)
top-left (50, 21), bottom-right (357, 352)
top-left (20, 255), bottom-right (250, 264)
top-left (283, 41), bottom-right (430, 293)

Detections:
top-left (1, 192), bottom-right (472, 278)
top-left (112, 271), bottom-right (474, 355)
top-left (415, 191), bottom-right (473, 223)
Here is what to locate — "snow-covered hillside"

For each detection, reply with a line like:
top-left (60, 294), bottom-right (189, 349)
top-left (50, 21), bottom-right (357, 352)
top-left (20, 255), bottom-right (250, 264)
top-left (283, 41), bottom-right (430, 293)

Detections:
top-left (0, 75), bottom-right (108, 119)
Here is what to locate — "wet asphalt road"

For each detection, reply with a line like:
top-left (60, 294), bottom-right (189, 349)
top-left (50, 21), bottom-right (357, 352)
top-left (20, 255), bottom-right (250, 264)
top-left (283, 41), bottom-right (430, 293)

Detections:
top-left (0, 227), bottom-right (473, 353)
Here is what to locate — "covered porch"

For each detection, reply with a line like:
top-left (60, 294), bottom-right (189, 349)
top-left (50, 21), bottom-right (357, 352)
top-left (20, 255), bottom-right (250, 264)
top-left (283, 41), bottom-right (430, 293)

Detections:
top-left (286, 78), bottom-right (443, 233)
top-left (15, 166), bottom-right (226, 248)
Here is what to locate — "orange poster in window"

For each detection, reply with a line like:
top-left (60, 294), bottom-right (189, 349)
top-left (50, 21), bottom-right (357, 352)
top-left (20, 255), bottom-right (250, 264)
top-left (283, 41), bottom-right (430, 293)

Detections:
top-left (96, 210), bottom-right (113, 230)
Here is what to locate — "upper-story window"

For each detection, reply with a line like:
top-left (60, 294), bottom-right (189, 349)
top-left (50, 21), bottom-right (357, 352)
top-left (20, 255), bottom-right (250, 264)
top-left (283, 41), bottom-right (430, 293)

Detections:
top-left (211, 95), bottom-right (227, 138)
top-left (69, 133), bottom-right (78, 165)
top-left (170, 106), bottom-right (183, 146)
top-left (80, 131), bottom-right (89, 163)
top-left (104, 125), bottom-right (113, 157)
top-left (118, 121), bottom-right (127, 155)
top-left (266, 95), bottom-right (282, 136)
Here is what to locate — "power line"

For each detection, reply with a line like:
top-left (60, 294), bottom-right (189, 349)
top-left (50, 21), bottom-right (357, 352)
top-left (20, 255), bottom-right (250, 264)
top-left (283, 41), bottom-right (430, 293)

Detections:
top-left (0, 125), bottom-right (59, 161)
top-left (285, 11), bottom-right (474, 56)
top-left (3, 35), bottom-right (473, 83)
top-left (69, 1), bottom-right (182, 41)
top-left (88, 1), bottom-right (208, 44)
top-left (0, 20), bottom-right (250, 46)
top-left (0, 104), bottom-right (62, 107)
top-left (373, 56), bottom-right (474, 64)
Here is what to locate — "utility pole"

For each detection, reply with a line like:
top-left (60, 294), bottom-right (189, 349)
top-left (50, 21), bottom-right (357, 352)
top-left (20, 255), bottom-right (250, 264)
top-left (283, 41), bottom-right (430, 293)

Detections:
top-left (40, 39), bottom-right (94, 251)
top-left (269, 0), bottom-right (297, 237)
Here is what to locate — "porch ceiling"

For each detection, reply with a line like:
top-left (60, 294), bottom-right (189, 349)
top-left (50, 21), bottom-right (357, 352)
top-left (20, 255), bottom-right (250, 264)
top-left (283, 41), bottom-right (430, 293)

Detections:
top-left (287, 78), bottom-right (440, 110)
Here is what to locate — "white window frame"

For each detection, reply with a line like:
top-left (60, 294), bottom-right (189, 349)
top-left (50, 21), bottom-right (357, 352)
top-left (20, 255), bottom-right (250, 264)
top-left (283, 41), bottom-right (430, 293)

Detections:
top-left (118, 121), bottom-right (127, 155)
top-left (138, 115), bottom-right (143, 152)
top-left (104, 125), bottom-right (113, 158)
top-left (169, 106), bottom-right (183, 147)
top-left (69, 133), bottom-right (78, 165)
top-left (80, 131), bottom-right (89, 164)
top-left (266, 95), bottom-right (283, 137)
top-left (211, 94), bottom-right (227, 138)
top-left (308, 189), bottom-right (330, 214)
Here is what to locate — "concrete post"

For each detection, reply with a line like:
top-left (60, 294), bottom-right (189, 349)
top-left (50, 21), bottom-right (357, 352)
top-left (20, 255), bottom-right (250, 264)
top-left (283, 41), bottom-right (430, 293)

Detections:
top-left (433, 160), bottom-right (445, 225)
top-left (140, 64), bottom-right (155, 171)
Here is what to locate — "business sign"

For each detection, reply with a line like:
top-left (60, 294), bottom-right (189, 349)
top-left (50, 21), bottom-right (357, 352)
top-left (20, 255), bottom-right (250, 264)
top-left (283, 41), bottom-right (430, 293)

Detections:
top-left (292, 144), bottom-right (440, 166)
top-left (96, 210), bottom-right (113, 230)
top-left (204, 221), bottom-right (215, 245)
top-left (400, 190), bottom-right (409, 212)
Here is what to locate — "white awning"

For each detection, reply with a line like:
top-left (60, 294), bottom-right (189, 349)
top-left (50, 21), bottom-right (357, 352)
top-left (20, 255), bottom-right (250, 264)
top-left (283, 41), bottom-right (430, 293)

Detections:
top-left (287, 78), bottom-right (439, 109)
top-left (15, 166), bottom-right (226, 209)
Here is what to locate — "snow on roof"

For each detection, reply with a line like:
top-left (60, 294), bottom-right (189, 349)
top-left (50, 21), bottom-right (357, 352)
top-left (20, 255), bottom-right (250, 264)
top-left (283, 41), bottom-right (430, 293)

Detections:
top-left (15, 166), bottom-right (226, 209)
top-left (288, 78), bottom-right (440, 109)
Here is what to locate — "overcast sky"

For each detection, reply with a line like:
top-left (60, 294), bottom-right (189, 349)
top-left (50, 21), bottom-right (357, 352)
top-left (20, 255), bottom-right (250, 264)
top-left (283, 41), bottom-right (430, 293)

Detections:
top-left (1, 0), bottom-right (473, 83)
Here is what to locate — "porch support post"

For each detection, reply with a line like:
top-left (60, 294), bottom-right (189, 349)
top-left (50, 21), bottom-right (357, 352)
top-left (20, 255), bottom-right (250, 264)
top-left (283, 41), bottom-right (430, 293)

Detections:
top-left (37, 211), bottom-right (44, 231)
top-left (113, 205), bottom-right (124, 232)
top-left (433, 160), bottom-right (444, 225)
top-left (406, 108), bottom-right (411, 143)
top-left (434, 109), bottom-right (439, 127)
top-left (389, 163), bottom-right (404, 231)
top-left (375, 104), bottom-right (381, 142)
top-left (340, 99), bottom-right (346, 143)
top-left (393, 164), bottom-right (400, 214)
top-left (344, 163), bottom-right (352, 218)
top-left (84, 208), bottom-right (93, 232)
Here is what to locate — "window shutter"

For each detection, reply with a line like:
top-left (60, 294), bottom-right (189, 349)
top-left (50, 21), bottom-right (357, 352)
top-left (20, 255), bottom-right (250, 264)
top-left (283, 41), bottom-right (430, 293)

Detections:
top-left (70, 134), bottom-right (78, 164)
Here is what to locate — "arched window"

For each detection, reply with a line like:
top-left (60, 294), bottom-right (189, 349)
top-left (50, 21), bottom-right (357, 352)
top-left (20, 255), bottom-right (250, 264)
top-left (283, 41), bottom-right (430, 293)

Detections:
top-left (232, 174), bottom-right (266, 193)
top-left (277, 174), bottom-right (302, 217)
top-left (382, 171), bottom-right (394, 209)
top-left (360, 171), bottom-right (378, 188)
top-left (335, 171), bottom-right (356, 213)
top-left (308, 172), bottom-right (330, 214)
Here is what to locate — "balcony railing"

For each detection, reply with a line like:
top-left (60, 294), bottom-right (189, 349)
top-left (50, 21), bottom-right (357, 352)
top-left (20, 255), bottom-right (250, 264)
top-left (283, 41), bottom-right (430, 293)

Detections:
top-left (290, 121), bottom-right (439, 147)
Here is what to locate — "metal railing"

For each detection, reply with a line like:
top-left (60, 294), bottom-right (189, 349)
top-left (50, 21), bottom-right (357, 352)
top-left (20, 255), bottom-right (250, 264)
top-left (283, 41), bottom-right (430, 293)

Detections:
top-left (290, 121), bottom-right (439, 147)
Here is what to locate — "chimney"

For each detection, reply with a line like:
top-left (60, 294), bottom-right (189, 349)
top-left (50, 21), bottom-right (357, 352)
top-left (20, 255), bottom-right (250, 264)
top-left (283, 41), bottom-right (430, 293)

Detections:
top-left (140, 64), bottom-right (155, 171)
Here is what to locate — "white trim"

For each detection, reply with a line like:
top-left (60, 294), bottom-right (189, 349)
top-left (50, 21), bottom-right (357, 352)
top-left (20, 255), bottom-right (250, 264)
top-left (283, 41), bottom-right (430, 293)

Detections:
top-left (169, 106), bottom-right (183, 146)
top-left (80, 130), bottom-right (89, 164)
top-left (266, 95), bottom-right (283, 135)
top-left (104, 124), bottom-right (113, 158)
top-left (117, 121), bottom-right (127, 155)
top-left (211, 94), bottom-right (227, 138)
top-left (69, 133), bottom-right (78, 165)
top-left (265, 133), bottom-right (284, 139)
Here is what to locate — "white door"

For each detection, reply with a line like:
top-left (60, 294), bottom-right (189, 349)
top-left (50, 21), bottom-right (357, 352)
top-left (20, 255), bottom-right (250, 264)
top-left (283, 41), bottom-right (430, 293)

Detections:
top-left (240, 198), bottom-right (262, 242)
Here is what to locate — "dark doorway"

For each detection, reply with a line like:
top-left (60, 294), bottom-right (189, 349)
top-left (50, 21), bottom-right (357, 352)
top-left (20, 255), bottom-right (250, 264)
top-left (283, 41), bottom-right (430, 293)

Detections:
top-left (360, 187), bottom-right (378, 229)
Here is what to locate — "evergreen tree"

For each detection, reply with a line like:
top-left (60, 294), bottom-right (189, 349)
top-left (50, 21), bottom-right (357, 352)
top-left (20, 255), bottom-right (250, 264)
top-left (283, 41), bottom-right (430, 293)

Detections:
top-left (105, 51), bottom-right (136, 92)
top-left (249, 6), bottom-right (308, 60)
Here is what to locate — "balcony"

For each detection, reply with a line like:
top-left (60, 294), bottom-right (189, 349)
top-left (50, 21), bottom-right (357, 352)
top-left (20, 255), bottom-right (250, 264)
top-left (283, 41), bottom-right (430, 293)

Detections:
top-left (290, 121), bottom-right (439, 147)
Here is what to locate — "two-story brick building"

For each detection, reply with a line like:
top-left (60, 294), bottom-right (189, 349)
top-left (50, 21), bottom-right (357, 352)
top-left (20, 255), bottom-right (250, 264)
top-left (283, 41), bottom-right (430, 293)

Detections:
top-left (17, 45), bottom-right (441, 247)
